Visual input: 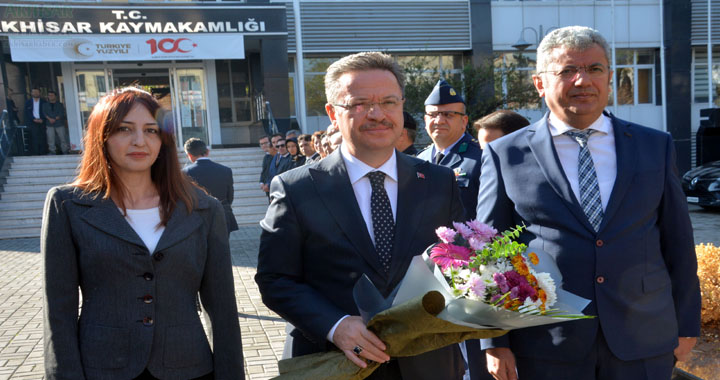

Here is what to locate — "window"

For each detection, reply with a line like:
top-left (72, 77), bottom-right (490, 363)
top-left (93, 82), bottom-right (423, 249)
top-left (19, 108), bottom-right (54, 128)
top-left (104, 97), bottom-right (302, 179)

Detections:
top-left (494, 51), bottom-right (542, 109)
top-left (692, 46), bottom-right (720, 105)
top-left (610, 49), bottom-right (655, 106)
top-left (215, 59), bottom-right (253, 127)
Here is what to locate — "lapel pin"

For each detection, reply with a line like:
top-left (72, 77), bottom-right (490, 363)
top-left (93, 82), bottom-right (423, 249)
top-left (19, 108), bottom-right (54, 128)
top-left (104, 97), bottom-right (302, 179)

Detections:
top-left (416, 172), bottom-right (425, 179)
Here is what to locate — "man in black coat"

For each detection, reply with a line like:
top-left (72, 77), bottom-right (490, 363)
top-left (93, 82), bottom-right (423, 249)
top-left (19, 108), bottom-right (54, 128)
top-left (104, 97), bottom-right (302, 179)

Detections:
top-left (23, 87), bottom-right (46, 155)
top-left (256, 51), bottom-right (467, 380)
top-left (259, 135), bottom-right (276, 199)
top-left (182, 138), bottom-right (239, 236)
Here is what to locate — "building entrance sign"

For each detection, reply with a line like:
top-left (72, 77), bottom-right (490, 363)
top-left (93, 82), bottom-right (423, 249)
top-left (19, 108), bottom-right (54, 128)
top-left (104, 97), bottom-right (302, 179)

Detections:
top-left (9, 34), bottom-right (245, 62)
top-left (0, 4), bottom-right (286, 36)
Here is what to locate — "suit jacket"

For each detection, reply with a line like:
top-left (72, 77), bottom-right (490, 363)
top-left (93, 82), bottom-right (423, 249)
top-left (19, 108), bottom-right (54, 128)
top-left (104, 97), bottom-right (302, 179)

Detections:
top-left (24, 98), bottom-right (46, 125)
top-left (260, 153), bottom-right (274, 186)
top-left (42, 186), bottom-right (244, 380)
top-left (267, 153), bottom-right (293, 184)
top-left (417, 132), bottom-right (482, 220)
top-left (255, 150), bottom-right (467, 379)
top-left (477, 113), bottom-right (701, 362)
top-left (183, 158), bottom-right (239, 233)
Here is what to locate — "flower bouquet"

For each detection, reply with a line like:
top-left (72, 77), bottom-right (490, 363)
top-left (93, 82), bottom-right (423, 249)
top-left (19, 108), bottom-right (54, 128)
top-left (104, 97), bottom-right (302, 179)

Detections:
top-left (274, 221), bottom-right (593, 380)
top-left (394, 220), bottom-right (594, 329)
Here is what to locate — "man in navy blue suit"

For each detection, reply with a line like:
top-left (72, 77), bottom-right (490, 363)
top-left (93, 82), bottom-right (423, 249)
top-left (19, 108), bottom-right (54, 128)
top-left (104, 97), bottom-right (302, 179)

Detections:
top-left (23, 87), bottom-right (46, 155)
top-left (417, 79), bottom-right (483, 220)
top-left (477, 26), bottom-right (700, 380)
top-left (182, 138), bottom-right (239, 236)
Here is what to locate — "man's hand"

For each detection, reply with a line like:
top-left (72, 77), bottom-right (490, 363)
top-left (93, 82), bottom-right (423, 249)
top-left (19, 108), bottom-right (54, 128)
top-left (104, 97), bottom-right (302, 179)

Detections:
top-left (486, 347), bottom-right (518, 380)
top-left (261, 184), bottom-right (269, 192)
top-left (333, 316), bottom-right (389, 368)
top-left (33, 118), bottom-right (43, 124)
top-left (674, 337), bottom-right (697, 362)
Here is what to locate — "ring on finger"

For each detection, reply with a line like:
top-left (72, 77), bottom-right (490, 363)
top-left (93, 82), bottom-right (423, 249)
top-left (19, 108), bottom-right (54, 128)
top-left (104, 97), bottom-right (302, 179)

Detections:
top-left (353, 345), bottom-right (363, 355)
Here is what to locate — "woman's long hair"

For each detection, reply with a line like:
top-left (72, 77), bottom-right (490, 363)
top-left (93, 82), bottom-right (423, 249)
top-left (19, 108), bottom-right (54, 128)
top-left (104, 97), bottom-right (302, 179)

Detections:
top-left (72, 87), bottom-right (196, 225)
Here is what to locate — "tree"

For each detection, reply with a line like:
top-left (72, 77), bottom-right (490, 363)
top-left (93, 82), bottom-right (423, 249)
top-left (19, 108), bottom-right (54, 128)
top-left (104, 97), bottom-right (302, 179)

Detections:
top-left (400, 54), bottom-right (541, 124)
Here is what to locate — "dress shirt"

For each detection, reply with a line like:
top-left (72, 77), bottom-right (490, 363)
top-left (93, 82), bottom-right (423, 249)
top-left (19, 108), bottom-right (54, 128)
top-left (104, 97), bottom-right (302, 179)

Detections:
top-left (547, 112), bottom-right (617, 211)
top-left (33, 99), bottom-right (40, 119)
top-left (326, 144), bottom-right (399, 343)
top-left (430, 133), bottom-right (464, 159)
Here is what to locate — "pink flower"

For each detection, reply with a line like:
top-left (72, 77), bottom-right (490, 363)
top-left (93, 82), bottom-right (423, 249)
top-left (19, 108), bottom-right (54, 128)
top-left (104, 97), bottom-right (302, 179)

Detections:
top-left (468, 236), bottom-right (487, 251)
top-left (430, 243), bottom-right (473, 271)
top-left (452, 222), bottom-right (474, 240)
top-left (467, 275), bottom-right (486, 299)
top-left (435, 226), bottom-right (457, 244)
top-left (504, 271), bottom-right (537, 301)
top-left (466, 220), bottom-right (498, 242)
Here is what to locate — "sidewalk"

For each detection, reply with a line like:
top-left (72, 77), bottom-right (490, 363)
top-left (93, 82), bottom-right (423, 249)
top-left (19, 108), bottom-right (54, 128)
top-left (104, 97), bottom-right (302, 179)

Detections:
top-left (1, 208), bottom-right (719, 380)
top-left (0, 226), bottom-right (286, 380)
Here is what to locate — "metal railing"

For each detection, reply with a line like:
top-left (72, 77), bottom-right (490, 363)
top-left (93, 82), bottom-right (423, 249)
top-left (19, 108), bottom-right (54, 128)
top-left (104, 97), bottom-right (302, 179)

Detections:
top-left (0, 110), bottom-right (19, 172)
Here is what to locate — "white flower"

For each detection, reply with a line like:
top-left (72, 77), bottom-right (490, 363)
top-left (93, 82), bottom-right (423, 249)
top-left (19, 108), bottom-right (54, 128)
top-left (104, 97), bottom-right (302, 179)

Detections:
top-left (535, 272), bottom-right (557, 307)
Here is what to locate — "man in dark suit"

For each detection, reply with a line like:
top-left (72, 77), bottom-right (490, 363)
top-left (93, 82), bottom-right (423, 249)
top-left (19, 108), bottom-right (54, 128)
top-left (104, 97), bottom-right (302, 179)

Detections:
top-left (23, 87), bottom-right (46, 155)
top-left (255, 51), bottom-right (466, 379)
top-left (417, 80), bottom-right (483, 220)
top-left (182, 138), bottom-right (239, 236)
top-left (266, 135), bottom-right (293, 182)
top-left (298, 133), bottom-right (320, 164)
top-left (259, 135), bottom-right (276, 199)
top-left (477, 26), bottom-right (700, 380)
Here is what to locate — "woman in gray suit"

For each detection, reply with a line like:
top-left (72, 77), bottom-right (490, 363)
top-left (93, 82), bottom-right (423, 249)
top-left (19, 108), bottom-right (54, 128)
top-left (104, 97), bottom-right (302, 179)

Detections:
top-left (41, 88), bottom-right (244, 380)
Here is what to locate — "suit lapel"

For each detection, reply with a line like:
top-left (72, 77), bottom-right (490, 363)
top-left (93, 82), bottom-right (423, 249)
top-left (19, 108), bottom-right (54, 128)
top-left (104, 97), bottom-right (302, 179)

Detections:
top-left (154, 197), bottom-right (206, 253)
top-left (310, 152), bottom-right (385, 276)
top-left (77, 196), bottom-right (146, 248)
top-left (388, 153), bottom-right (428, 283)
top-left (598, 115), bottom-right (636, 232)
top-left (442, 133), bottom-right (470, 168)
top-left (526, 115), bottom-right (596, 233)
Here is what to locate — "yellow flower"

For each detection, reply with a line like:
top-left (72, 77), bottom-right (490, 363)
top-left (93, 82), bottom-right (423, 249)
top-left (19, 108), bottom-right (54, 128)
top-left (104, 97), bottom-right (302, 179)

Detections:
top-left (529, 252), bottom-right (539, 266)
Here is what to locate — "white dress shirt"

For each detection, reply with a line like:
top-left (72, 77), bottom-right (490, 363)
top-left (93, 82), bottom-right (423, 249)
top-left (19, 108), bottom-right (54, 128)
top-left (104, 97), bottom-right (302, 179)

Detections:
top-left (547, 112), bottom-right (617, 211)
top-left (32, 99), bottom-right (41, 119)
top-left (326, 144), bottom-right (399, 343)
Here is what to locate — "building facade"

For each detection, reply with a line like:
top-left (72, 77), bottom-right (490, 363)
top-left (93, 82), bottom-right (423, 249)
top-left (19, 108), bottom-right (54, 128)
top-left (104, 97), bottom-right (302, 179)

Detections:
top-left (0, 0), bottom-right (714, 173)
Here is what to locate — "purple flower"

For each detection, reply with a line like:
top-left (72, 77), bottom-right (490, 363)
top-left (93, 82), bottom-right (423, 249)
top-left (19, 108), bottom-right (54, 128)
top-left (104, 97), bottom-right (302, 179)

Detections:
top-left (453, 222), bottom-right (474, 240)
top-left (493, 272), bottom-right (509, 293)
top-left (468, 236), bottom-right (487, 251)
top-left (430, 244), bottom-right (473, 271)
top-left (504, 271), bottom-right (537, 301)
top-left (466, 220), bottom-right (498, 242)
top-left (435, 226), bottom-right (457, 244)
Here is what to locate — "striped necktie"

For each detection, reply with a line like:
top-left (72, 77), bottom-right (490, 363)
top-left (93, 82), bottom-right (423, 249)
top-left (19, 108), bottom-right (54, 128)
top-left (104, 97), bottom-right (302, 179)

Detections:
top-left (564, 129), bottom-right (603, 232)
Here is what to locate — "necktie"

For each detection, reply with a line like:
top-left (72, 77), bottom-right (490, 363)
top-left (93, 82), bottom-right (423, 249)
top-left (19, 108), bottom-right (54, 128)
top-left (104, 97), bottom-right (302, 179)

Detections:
top-left (367, 171), bottom-right (394, 272)
top-left (565, 129), bottom-right (603, 232)
top-left (434, 152), bottom-right (445, 165)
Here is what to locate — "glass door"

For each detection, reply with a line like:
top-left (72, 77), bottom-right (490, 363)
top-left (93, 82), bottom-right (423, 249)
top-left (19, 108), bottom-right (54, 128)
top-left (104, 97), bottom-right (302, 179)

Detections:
top-left (75, 69), bottom-right (109, 129)
top-left (173, 68), bottom-right (208, 144)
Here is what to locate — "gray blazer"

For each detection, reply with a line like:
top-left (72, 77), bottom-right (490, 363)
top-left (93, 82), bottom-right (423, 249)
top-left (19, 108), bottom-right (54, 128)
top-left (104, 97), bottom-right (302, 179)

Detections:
top-left (42, 185), bottom-right (244, 380)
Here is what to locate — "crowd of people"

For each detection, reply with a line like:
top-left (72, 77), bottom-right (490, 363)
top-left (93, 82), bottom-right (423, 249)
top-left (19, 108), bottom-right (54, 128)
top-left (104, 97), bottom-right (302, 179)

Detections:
top-left (41, 25), bottom-right (699, 380)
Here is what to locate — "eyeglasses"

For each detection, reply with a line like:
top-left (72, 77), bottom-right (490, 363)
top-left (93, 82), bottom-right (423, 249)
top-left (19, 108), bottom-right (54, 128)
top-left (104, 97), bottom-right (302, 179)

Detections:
top-left (425, 111), bottom-right (466, 120)
top-left (259, 141), bottom-right (270, 146)
top-left (538, 64), bottom-right (608, 80)
top-left (332, 97), bottom-right (404, 114)
top-left (275, 144), bottom-right (286, 148)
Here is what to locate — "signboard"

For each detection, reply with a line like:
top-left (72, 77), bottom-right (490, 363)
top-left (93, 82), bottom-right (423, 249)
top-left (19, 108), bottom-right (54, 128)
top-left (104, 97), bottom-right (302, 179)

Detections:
top-left (0, 4), bottom-right (286, 35)
top-left (9, 34), bottom-right (245, 62)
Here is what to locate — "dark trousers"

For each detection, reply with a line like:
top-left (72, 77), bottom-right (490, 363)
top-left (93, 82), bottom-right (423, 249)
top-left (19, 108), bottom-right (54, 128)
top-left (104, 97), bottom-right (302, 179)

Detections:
top-left (27, 121), bottom-right (46, 155)
top-left (133, 368), bottom-right (213, 380)
top-left (515, 329), bottom-right (675, 380)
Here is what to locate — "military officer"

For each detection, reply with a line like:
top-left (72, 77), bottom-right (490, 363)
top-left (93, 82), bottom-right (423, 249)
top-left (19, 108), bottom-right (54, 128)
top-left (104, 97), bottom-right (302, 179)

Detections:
top-left (417, 79), bottom-right (483, 220)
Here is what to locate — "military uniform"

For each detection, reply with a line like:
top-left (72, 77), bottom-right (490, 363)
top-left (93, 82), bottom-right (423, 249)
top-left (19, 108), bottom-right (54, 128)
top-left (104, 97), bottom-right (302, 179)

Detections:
top-left (417, 133), bottom-right (482, 219)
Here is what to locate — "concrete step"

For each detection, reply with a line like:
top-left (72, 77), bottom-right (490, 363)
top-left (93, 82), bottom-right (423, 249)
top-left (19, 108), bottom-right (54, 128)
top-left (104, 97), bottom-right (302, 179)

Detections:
top-left (0, 226), bottom-right (41, 240)
top-left (5, 175), bottom-right (74, 185)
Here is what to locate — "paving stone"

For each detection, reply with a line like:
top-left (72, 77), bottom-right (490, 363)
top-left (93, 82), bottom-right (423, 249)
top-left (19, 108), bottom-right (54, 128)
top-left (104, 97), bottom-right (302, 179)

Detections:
top-left (2, 210), bottom-right (718, 379)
